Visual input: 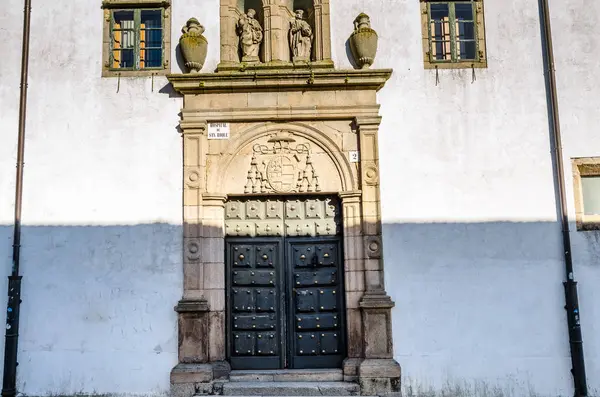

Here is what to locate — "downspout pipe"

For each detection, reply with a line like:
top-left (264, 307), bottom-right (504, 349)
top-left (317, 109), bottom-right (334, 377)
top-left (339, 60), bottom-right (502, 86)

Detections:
top-left (2, 0), bottom-right (32, 396)
top-left (538, 0), bottom-right (588, 395)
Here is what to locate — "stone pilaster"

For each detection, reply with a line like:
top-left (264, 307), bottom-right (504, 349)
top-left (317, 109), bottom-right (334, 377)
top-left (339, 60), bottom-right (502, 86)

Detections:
top-left (270, 4), bottom-right (293, 63)
top-left (355, 117), bottom-right (401, 395)
top-left (172, 124), bottom-right (229, 397)
top-left (171, 300), bottom-right (213, 397)
top-left (339, 191), bottom-right (365, 382)
top-left (313, 0), bottom-right (333, 64)
top-left (201, 193), bottom-right (228, 364)
top-left (182, 121), bottom-right (208, 299)
top-left (219, 0), bottom-right (241, 68)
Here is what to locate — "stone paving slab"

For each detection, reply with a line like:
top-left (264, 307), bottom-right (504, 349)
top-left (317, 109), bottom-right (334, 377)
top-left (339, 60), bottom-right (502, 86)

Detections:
top-left (229, 369), bottom-right (344, 382)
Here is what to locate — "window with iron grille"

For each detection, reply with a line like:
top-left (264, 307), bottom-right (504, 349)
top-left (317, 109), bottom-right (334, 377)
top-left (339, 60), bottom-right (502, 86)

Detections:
top-left (420, 0), bottom-right (487, 69)
top-left (102, 1), bottom-right (171, 77)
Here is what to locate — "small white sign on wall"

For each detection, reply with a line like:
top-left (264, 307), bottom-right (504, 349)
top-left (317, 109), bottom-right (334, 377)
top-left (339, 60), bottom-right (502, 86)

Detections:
top-left (349, 151), bottom-right (360, 163)
top-left (208, 122), bottom-right (230, 140)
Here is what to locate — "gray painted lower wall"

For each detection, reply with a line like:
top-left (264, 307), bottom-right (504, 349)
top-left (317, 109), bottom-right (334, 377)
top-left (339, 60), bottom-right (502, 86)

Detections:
top-left (0, 225), bottom-right (182, 396)
top-left (0, 222), bottom-right (597, 396)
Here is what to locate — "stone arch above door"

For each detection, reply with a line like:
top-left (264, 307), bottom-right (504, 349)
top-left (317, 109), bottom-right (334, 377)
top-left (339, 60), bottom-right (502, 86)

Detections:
top-left (207, 122), bottom-right (357, 194)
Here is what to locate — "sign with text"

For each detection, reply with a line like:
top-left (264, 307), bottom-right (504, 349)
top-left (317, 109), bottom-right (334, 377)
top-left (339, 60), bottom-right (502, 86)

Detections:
top-left (208, 122), bottom-right (230, 140)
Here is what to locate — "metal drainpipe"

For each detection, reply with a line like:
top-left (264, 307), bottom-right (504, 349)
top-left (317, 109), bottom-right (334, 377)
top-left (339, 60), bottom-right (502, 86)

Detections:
top-left (2, 0), bottom-right (32, 396)
top-left (538, 0), bottom-right (588, 395)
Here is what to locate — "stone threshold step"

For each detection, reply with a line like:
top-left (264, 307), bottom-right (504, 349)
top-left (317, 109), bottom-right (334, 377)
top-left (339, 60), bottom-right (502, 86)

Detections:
top-left (222, 381), bottom-right (360, 396)
top-left (229, 369), bottom-right (343, 382)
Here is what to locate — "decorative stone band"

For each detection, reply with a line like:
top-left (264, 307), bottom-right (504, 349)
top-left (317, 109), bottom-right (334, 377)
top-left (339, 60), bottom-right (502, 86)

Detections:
top-left (167, 69), bottom-right (393, 95)
top-left (225, 197), bottom-right (341, 238)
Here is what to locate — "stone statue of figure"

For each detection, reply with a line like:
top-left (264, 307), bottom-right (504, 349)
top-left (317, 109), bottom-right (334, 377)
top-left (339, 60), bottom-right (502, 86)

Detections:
top-left (237, 9), bottom-right (263, 63)
top-left (289, 9), bottom-right (313, 62)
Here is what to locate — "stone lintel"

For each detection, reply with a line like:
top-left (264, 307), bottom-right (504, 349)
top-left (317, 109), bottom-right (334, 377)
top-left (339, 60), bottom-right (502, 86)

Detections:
top-left (168, 69), bottom-right (393, 95)
top-left (181, 105), bottom-right (382, 124)
top-left (175, 299), bottom-right (210, 313)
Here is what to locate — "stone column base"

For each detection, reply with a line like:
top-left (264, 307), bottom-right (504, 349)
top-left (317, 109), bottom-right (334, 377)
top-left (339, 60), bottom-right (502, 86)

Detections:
top-left (358, 358), bottom-right (401, 396)
top-left (170, 363), bottom-right (213, 397)
top-left (170, 361), bottom-right (231, 397)
top-left (342, 357), bottom-right (363, 382)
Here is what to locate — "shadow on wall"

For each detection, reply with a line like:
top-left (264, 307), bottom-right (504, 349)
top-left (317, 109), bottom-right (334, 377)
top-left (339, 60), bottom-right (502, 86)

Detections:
top-left (0, 221), bottom-right (598, 395)
top-left (382, 221), bottom-right (600, 396)
top-left (0, 224), bottom-right (183, 396)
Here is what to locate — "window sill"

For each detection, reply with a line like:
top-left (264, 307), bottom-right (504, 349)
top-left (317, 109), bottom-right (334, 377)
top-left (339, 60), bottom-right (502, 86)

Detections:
top-left (424, 60), bottom-right (487, 70)
top-left (102, 68), bottom-right (170, 78)
top-left (577, 215), bottom-right (600, 231)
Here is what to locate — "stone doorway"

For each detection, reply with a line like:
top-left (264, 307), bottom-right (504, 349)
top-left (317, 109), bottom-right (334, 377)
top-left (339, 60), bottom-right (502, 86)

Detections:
top-left (168, 66), bottom-right (401, 395)
top-left (225, 196), bottom-right (346, 370)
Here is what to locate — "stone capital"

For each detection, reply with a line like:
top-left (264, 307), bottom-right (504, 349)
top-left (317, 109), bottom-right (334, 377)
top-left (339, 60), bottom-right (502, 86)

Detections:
top-left (359, 291), bottom-right (395, 309)
top-left (175, 298), bottom-right (210, 313)
top-left (339, 190), bottom-right (362, 203)
top-left (202, 193), bottom-right (228, 207)
top-left (355, 116), bottom-right (382, 129)
top-left (180, 120), bottom-right (208, 135)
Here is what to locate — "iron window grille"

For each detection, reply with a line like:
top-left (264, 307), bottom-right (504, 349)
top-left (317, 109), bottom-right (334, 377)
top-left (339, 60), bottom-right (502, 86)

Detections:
top-left (101, 0), bottom-right (171, 77)
top-left (420, 0), bottom-right (487, 69)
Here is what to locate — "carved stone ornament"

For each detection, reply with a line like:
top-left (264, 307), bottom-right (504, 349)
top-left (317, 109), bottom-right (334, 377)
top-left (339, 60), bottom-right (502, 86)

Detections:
top-left (237, 9), bottom-right (263, 63)
top-left (245, 132), bottom-right (321, 194)
top-left (179, 18), bottom-right (208, 73)
top-left (349, 13), bottom-right (378, 69)
top-left (289, 9), bottom-right (313, 62)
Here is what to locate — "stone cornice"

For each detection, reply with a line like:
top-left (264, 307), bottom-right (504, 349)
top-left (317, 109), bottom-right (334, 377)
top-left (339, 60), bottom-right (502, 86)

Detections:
top-left (180, 105), bottom-right (382, 124)
top-left (167, 69), bottom-right (393, 95)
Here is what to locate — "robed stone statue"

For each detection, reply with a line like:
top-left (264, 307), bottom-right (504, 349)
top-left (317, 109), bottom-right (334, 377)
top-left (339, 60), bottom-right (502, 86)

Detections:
top-left (237, 9), bottom-right (263, 63)
top-left (289, 9), bottom-right (313, 62)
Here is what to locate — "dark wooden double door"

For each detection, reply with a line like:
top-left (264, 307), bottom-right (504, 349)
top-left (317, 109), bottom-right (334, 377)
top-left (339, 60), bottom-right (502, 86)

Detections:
top-left (226, 237), bottom-right (345, 370)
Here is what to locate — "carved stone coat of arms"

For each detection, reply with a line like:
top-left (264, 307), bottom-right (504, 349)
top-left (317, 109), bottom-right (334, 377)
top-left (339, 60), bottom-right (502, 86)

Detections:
top-left (244, 132), bottom-right (321, 194)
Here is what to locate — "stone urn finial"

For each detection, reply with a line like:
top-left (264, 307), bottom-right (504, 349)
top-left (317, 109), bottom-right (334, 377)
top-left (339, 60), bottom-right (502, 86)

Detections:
top-left (349, 13), bottom-right (378, 69)
top-left (179, 18), bottom-right (208, 73)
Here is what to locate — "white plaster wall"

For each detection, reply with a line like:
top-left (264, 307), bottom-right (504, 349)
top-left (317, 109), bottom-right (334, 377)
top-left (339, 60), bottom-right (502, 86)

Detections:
top-left (0, 0), bottom-right (220, 394)
top-left (1, 0), bottom-right (599, 396)
top-left (329, 0), bottom-right (599, 395)
top-left (551, 0), bottom-right (600, 394)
